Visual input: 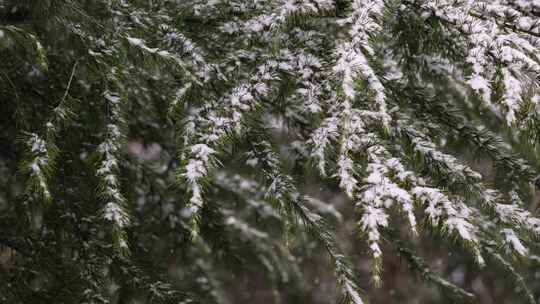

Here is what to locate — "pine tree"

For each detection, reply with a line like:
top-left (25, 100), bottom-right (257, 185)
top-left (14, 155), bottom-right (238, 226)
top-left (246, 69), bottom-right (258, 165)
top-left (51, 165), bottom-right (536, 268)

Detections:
top-left (1, 0), bottom-right (540, 303)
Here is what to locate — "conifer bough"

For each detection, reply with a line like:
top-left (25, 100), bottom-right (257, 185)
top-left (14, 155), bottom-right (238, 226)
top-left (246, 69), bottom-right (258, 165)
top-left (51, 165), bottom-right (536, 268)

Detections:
top-left (1, 0), bottom-right (540, 303)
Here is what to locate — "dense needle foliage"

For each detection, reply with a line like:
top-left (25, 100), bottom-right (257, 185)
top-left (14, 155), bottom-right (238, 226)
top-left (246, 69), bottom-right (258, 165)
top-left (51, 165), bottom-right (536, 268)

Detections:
top-left (1, 0), bottom-right (540, 303)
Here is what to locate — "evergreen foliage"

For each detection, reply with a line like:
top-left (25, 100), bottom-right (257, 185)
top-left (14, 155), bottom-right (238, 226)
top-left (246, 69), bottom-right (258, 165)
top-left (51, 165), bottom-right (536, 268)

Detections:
top-left (1, 0), bottom-right (540, 303)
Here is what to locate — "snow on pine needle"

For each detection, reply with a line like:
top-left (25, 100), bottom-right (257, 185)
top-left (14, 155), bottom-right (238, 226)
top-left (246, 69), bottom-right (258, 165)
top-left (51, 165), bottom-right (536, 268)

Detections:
top-left (7, 0), bottom-right (540, 303)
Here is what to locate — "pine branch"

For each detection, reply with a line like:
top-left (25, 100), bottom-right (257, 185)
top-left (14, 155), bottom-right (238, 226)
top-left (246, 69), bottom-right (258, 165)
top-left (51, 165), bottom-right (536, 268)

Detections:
top-left (394, 241), bottom-right (477, 303)
top-left (483, 247), bottom-right (535, 304)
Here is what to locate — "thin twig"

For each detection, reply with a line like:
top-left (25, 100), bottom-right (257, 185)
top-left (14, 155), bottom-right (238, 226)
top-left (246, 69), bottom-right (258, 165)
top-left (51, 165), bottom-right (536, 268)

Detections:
top-left (0, 68), bottom-right (20, 102)
top-left (61, 60), bottom-right (79, 104)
